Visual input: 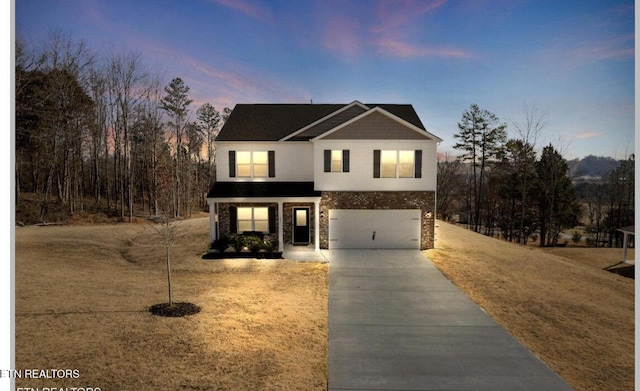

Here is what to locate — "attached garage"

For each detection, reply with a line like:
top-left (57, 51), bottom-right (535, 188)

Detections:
top-left (328, 209), bottom-right (421, 249)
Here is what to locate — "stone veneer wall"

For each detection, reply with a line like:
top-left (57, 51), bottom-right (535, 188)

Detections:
top-left (319, 191), bottom-right (436, 250)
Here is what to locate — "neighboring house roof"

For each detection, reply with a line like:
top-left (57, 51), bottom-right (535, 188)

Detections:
top-left (207, 182), bottom-right (321, 198)
top-left (216, 102), bottom-right (431, 141)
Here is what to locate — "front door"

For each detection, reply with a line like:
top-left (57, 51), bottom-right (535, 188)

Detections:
top-left (293, 207), bottom-right (310, 244)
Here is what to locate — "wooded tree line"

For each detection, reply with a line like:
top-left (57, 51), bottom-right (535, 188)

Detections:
top-left (437, 104), bottom-right (634, 247)
top-left (16, 32), bottom-right (230, 222)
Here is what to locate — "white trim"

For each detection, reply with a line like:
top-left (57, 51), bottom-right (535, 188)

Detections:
top-left (311, 106), bottom-right (443, 142)
top-left (280, 100), bottom-right (370, 141)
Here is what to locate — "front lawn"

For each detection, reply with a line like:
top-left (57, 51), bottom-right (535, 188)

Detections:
top-left (15, 218), bottom-right (328, 390)
top-left (426, 221), bottom-right (634, 391)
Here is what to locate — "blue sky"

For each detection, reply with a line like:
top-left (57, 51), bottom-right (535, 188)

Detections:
top-left (14, 0), bottom-right (635, 159)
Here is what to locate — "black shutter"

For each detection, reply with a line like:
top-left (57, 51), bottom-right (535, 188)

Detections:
top-left (229, 206), bottom-right (237, 233)
top-left (324, 150), bottom-right (331, 172)
top-left (268, 151), bottom-right (275, 177)
top-left (343, 150), bottom-right (350, 172)
top-left (229, 151), bottom-right (236, 177)
top-left (373, 150), bottom-right (381, 178)
top-left (414, 150), bottom-right (422, 178)
top-left (268, 206), bottom-right (276, 233)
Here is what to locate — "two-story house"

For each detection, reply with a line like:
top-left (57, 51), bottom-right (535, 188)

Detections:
top-left (206, 101), bottom-right (441, 251)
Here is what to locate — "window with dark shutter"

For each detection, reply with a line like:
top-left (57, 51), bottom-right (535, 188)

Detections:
top-left (373, 150), bottom-right (381, 178)
top-left (229, 206), bottom-right (237, 233)
top-left (268, 206), bottom-right (276, 233)
top-left (343, 150), bottom-right (350, 172)
top-left (229, 151), bottom-right (236, 177)
top-left (414, 150), bottom-right (422, 178)
top-left (268, 151), bottom-right (275, 177)
top-left (324, 150), bottom-right (331, 172)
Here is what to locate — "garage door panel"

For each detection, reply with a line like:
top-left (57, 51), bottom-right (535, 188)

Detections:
top-left (329, 210), bottom-right (421, 249)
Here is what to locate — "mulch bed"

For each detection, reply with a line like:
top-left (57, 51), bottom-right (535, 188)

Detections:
top-left (149, 302), bottom-right (201, 317)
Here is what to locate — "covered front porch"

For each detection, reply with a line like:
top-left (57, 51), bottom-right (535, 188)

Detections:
top-left (207, 182), bottom-right (322, 252)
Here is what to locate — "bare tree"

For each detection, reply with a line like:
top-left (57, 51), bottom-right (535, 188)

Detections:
top-left (106, 50), bottom-right (148, 221)
top-left (510, 103), bottom-right (547, 243)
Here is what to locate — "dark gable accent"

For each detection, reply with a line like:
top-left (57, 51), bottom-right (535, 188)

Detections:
top-left (414, 150), bottom-right (422, 178)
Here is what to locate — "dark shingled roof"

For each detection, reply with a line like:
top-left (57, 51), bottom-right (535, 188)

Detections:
top-left (207, 182), bottom-right (321, 198)
top-left (216, 103), bottom-right (427, 141)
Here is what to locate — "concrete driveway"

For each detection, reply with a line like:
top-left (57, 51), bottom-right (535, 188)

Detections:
top-left (326, 249), bottom-right (574, 391)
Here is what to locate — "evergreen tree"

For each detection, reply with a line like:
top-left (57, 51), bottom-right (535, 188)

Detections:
top-left (161, 77), bottom-right (193, 217)
top-left (453, 104), bottom-right (507, 232)
top-left (535, 145), bottom-right (580, 246)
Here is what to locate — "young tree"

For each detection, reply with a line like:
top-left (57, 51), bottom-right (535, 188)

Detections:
top-left (453, 104), bottom-right (507, 232)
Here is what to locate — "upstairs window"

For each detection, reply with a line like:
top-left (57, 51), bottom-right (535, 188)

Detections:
top-left (380, 150), bottom-right (398, 178)
top-left (323, 149), bottom-right (350, 172)
top-left (374, 149), bottom-right (422, 178)
top-left (398, 150), bottom-right (415, 178)
top-left (229, 151), bottom-right (275, 178)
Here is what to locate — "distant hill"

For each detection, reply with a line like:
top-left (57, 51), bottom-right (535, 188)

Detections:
top-left (568, 155), bottom-right (618, 180)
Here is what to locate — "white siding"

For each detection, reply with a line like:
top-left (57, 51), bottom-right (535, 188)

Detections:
top-left (216, 141), bottom-right (314, 182)
top-left (313, 139), bottom-right (437, 191)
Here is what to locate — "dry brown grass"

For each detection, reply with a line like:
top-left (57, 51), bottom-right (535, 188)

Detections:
top-left (15, 218), bottom-right (328, 390)
top-left (425, 221), bottom-right (634, 391)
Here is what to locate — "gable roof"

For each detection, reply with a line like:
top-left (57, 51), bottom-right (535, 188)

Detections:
top-left (215, 102), bottom-right (431, 141)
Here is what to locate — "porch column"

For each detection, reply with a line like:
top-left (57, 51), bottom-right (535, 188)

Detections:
top-left (314, 200), bottom-right (320, 251)
top-left (209, 201), bottom-right (217, 243)
top-left (278, 201), bottom-right (284, 252)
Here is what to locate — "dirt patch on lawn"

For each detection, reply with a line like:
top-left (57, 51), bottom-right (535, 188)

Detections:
top-left (425, 221), bottom-right (634, 391)
top-left (15, 219), bottom-right (328, 390)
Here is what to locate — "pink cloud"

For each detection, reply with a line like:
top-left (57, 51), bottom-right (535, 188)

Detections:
top-left (209, 0), bottom-right (273, 23)
top-left (372, 0), bottom-right (447, 34)
top-left (322, 16), bottom-right (364, 58)
top-left (375, 37), bottom-right (472, 59)
top-left (317, 0), bottom-right (470, 60)
top-left (573, 132), bottom-right (603, 140)
top-left (571, 34), bottom-right (634, 61)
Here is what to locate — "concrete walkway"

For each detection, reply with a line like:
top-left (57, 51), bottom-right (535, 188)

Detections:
top-left (326, 250), bottom-right (574, 391)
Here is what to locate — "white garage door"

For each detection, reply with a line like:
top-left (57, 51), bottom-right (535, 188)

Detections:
top-left (328, 209), bottom-right (421, 249)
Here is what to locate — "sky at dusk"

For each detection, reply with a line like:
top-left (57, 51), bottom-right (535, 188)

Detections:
top-left (14, 0), bottom-right (635, 160)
